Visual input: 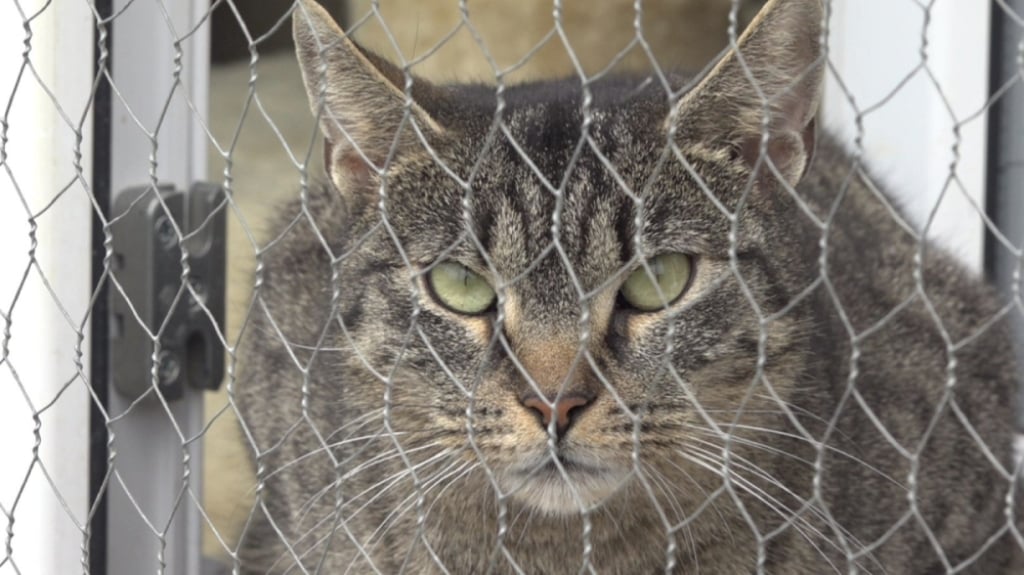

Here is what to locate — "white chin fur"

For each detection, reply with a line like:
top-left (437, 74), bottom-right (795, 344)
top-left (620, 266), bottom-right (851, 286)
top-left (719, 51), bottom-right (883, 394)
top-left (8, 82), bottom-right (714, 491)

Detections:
top-left (504, 469), bottom-right (628, 515)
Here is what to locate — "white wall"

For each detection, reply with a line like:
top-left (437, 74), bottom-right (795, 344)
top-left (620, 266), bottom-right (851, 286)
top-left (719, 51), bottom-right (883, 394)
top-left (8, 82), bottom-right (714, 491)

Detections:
top-left (0, 1), bottom-right (95, 574)
top-left (824, 0), bottom-right (991, 271)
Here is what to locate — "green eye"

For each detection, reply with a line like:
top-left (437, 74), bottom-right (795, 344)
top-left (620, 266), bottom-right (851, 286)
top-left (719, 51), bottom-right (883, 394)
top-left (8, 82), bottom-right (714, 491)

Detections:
top-left (619, 253), bottom-right (692, 312)
top-left (428, 261), bottom-right (497, 315)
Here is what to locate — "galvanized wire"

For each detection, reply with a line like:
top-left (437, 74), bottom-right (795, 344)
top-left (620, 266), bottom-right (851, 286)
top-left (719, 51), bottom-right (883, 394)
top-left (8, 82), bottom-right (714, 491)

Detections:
top-left (1, 0), bottom-right (1023, 574)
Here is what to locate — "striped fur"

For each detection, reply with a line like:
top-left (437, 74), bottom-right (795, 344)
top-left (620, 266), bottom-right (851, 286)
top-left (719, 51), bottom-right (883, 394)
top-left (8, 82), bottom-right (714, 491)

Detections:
top-left (236, 0), bottom-right (1022, 572)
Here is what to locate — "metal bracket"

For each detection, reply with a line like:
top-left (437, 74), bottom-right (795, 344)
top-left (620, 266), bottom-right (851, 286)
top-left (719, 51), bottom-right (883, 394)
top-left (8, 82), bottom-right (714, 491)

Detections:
top-left (109, 183), bottom-right (226, 400)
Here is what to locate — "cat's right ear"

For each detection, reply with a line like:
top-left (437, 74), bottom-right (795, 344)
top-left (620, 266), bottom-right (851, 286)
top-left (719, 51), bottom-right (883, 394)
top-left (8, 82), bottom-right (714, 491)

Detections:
top-left (292, 0), bottom-right (444, 197)
top-left (668, 0), bottom-right (825, 190)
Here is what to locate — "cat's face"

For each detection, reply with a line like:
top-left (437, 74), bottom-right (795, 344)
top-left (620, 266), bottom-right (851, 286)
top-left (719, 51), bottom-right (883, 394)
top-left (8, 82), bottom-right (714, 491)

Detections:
top-left (292, 0), bottom-right (824, 515)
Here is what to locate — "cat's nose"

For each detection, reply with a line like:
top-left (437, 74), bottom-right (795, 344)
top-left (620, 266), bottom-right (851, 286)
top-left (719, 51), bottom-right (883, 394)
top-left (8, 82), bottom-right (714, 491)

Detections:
top-left (521, 393), bottom-right (595, 438)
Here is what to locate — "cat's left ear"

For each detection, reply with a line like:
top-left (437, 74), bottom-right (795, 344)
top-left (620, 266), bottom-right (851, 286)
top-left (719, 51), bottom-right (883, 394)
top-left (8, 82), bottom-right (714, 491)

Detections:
top-left (669, 0), bottom-right (825, 188)
top-left (292, 0), bottom-right (444, 197)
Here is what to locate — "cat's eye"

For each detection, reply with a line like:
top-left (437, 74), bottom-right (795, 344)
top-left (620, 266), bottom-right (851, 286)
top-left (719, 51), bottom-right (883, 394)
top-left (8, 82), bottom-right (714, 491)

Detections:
top-left (428, 261), bottom-right (497, 315)
top-left (619, 253), bottom-right (692, 312)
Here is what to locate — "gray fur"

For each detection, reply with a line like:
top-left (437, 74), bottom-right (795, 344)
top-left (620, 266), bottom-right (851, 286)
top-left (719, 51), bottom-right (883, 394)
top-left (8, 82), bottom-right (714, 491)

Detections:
top-left (237, 0), bottom-right (1023, 572)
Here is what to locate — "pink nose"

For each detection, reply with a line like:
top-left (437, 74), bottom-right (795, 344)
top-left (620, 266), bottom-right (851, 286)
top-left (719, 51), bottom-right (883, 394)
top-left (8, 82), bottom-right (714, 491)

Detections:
top-left (521, 394), bottom-right (594, 437)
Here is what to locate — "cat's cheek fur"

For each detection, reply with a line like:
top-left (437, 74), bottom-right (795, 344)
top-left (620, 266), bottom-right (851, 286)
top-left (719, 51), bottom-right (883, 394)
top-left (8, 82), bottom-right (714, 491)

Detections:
top-left (421, 303), bottom-right (494, 349)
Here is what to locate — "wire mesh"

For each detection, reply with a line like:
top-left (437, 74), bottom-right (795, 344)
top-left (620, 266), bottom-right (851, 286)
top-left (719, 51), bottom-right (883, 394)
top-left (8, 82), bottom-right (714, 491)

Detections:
top-left (1, 0), bottom-right (1023, 574)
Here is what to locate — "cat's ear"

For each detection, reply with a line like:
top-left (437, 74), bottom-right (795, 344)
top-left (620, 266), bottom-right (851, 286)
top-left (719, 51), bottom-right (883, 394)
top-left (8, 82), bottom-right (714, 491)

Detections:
top-left (669, 0), bottom-right (825, 188)
top-left (292, 0), bottom-right (443, 195)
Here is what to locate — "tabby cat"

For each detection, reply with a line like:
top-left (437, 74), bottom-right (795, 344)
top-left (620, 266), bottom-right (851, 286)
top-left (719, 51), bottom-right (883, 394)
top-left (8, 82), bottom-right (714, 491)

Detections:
top-left (237, 0), bottom-right (1023, 572)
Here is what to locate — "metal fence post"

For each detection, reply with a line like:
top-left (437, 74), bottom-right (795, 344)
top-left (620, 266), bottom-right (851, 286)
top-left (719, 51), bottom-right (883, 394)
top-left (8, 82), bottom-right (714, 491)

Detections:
top-left (104, 1), bottom-right (210, 573)
top-left (985, 0), bottom-right (1024, 430)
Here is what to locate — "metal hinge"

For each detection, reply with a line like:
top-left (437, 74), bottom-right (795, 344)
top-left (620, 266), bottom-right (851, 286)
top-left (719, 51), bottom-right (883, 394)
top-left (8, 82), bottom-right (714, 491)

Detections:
top-left (109, 183), bottom-right (226, 400)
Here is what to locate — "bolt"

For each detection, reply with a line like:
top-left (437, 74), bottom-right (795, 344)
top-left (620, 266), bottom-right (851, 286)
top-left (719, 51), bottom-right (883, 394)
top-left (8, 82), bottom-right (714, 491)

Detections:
top-left (157, 350), bottom-right (181, 384)
top-left (155, 215), bottom-right (178, 250)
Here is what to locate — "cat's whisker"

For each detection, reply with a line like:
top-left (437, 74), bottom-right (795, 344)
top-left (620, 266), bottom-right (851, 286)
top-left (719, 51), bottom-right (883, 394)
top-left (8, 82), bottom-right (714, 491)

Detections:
top-left (337, 448), bottom-right (462, 536)
top-left (321, 408), bottom-right (386, 443)
top-left (290, 342), bottom-right (354, 352)
top-left (639, 462), bottom-right (686, 522)
top-left (364, 459), bottom-right (480, 551)
top-left (748, 393), bottom-right (852, 432)
top-left (262, 412), bottom-right (391, 481)
top-left (282, 439), bottom-right (442, 527)
top-left (678, 446), bottom-right (851, 573)
top-left (679, 450), bottom-right (843, 574)
top-left (340, 442), bottom-right (445, 482)
top-left (361, 458), bottom-right (474, 544)
top-left (281, 475), bottom-right (405, 562)
top-left (244, 419), bottom-right (392, 501)
top-left (681, 446), bottom-right (821, 527)
top-left (265, 431), bottom-right (402, 483)
top-left (511, 503), bottom-right (543, 547)
top-left (262, 504), bottom-right (348, 575)
top-left (270, 504), bottom-right (359, 574)
top-left (345, 460), bottom-right (479, 574)
top-left (690, 422), bottom-right (903, 489)
top-left (682, 443), bottom-right (828, 528)
top-left (294, 479), bottom-right (345, 525)
top-left (281, 500), bottom-right (377, 575)
top-left (684, 442), bottom-right (884, 574)
top-left (639, 463), bottom-right (699, 571)
top-left (683, 421), bottom-right (886, 482)
top-left (508, 498), bottom-right (535, 532)
top-left (421, 460), bottom-right (480, 517)
top-left (339, 448), bottom-right (457, 518)
top-left (279, 450), bottom-right (460, 573)
top-left (591, 498), bottom-right (626, 541)
top-left (656, 452), bottom-right (738, 544)
top-left (690, 444), bottom-right (831, 528)
top-left (293, 446), bottom-right (451, 535)
top-left (682, 425), bottom-right (820, 471)
top-left (293, 443), bottom-right (446, 524)
top-left (680, 446), bottom-right (793, 507)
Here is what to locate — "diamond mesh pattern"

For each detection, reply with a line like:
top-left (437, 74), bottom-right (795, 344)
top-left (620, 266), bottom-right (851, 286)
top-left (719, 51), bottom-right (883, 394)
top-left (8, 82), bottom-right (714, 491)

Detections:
top-left (1, 0), bottom-right (1023, 574)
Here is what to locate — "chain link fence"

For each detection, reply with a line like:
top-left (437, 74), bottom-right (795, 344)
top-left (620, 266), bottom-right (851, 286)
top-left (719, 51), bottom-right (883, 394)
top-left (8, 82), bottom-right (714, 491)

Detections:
top-left (2, 0), bottom-right (1023, 574)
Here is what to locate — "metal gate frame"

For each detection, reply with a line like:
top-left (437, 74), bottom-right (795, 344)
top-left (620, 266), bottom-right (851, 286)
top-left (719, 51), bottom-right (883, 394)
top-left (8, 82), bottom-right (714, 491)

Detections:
top-left (97, 1), bottom-right (211, 573)
top-left (985, 0), bottom-right (1024, 430)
